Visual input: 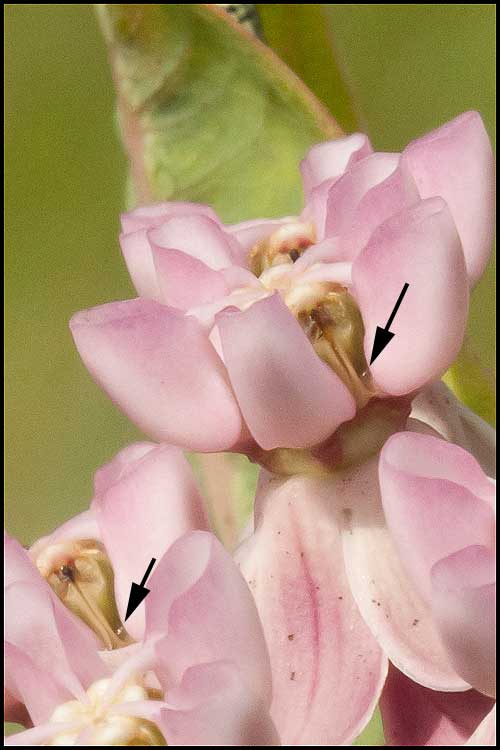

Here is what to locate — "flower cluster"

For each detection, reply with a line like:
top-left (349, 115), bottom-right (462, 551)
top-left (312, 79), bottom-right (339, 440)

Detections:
top-left (5, 111), bottom-right (496, 746)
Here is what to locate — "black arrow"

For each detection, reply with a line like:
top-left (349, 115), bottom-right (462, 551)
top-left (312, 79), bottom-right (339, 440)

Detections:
top-left (369, 283), bottom-right (410, 365)
top-left (125, 558), bottom-right (156, 621)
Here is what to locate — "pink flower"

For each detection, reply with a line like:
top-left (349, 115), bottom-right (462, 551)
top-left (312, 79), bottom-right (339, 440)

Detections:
top-left (70, 112), bottom-right (494, 462)
top-left (5, 442), bottom-right (274, 744)
top-left (377, 430), bottom-right (496, 745)
top-left (234, 385), bottom-right (496, 745)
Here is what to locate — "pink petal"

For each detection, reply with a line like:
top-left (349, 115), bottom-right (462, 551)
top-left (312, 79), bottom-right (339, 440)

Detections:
top-left (4, 687), bottom-right (31, 727)
top-left (4, 720), bottom-right (81, 746)
top-left (5, 581), bottom-right (106, 722)
top-left (379, 432), bottom-right (495, 600)
top-left (92, 444), bottom-right (209, 639)
top-left (402, 111), bottom-right (495, 285)
top-left (146, 531), bottom-right (272, 705)
top-left (120, 202), bottom-right (220, 233)
top-left (4, 642), bottom-right (69, 727)
top-left (93, 442), bottom-right (156, 497)
top-left (329, 160), bottom-right (420, 261)
top-left (160, 662), bottom-right (279, 746)
top-left (217, 293), bottom-right (356, 450)
top-left (148, 215), bottom-right (239, 270)
top-left (151, 246), bottom-right (229, 309)
top-left (380, 664), bottom-right (495, 746)
top-left (300, 134), bottom-right (373, 198)
top-left (119, 228), bottom-right (162, 301)
top-left (352, 198), bottom-right (469, 395)
top-left (466, 705), bottom-right (496, 746)
top-left (70, 299), bottom-right (242, 451)
top-left (340, 455), bottom-right (468, 690)
top-left (5, 532), bottom-right (40, 587)
top-left (228, 218), bottom-right (294, 256)
top-left (431, 546), bottom-right (496, 697)
top-left (236, 473), bottom-right (387, 746)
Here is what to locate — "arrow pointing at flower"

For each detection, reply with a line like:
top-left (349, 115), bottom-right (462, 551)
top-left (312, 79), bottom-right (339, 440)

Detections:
top-left (369, 283), bottom-right (410, 365)
top-left (125, 558), bottom-right (156, 621)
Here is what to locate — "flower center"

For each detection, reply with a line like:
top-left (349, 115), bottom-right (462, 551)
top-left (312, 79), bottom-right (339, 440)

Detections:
top-left (47, 677), bottom-right (166, 746)
top-left (248, 221), bottom-right (315, 275)
top-left (36, 540), bottom-right (133, 650)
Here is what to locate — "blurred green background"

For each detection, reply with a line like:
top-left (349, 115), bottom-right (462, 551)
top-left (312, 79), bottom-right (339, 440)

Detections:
top-left (6, 4), bottom-right (495, 546)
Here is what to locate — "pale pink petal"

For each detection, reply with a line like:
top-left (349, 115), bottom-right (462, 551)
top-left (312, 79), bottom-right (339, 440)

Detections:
top-left (228, 218), bottom-right (294, 256)
top-left (4, 642), bottom-right (69, 727)
top-left (402, 111), bottom-right (495, 284)
top-left (70, 299), bottom-right (243, 451)
top-left (300, 134), bottom-right (373, 198)
top-left (5, 578), bottom-right (106, 722)
top-left (120, 202), bottom-right (220, 233)
top-left (5, 533), bottom-right (40, 587)
top-left (466, 705), bottom-right (496, 745)
top-left (92, 444), bottom-right (209, 640)
top-left (331, 161), bottom-right (420, 261)
top-left (148, 215), bottom-right (239, 270)
top-left (119, 229), bottom-right (162, 300)
top-left (379, 432), bottom-right (495, 599)
top-left (352, 198), bottom-right (469, 395)
top-left (380, 664), bottom-right (494, 746)
top-left (93, 442), bottom-right (156, 496)
top-left (151, 246), bottom-right (228, 309)
top-left (160, 662), bottom-right (279, 746)
top-left (146, 531), bottom-right (272, 705)
top-left (4, 720), bottom-right (80, 746)
top-left (323, 153), bottom-right (400, 239)
top-left (236, 473), bottom-right (387, 746)
top-left (217, 293), bottom-right (356, 450)
top-left (339, 455), bottom-right (468, 690)
top-left (431, 546), bottom-right (496, 697)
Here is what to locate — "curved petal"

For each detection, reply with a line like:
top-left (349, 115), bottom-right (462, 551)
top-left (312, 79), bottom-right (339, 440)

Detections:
top-left (5, 532), bottom-right (41, 587)
top-left (217, 293), bottom-right (356, 450)
top-left (148, 215), bottom-right (239, 270)
top-left (228, 217), bottom-right (293, 256)
top-left (300, 133), bottom-right (373, 199)
top-left (323, 153), bottom-right (398, 232)
top-left (5, 581), bottom-right (106, 721)
top-left (379, 432), bottom-right (495, 599)
top-left (146, 531), bottom-right (272, 706)
top-left (93, 442), bottom-right (157, 497)
top-left (236, 473), bottom-right (387, 746)
top-left (411, 381), bottom-right (496, 479)
top-left (4, 687), bottom-right (32, 727)
top-left (4, 642), bottom-right (69, 727)
top-left (120, 202), bottom-right (220, 233)
top-left (335, 161), bottom-right (420, 261)
top-left (380, 664), bottom-right (494, 746)
top-left (29, 511), bottom-right (100, 565)
top-left (151, 246), bottom-right (228, 309)
top-left (339, 455), bottom-right (468, 690)
top-left (159, 662), bottom-right (279, 746)
top-left (466, 705), bottom-right (496, 746)
top-left (431, 546), bottom-right (496, 697)
top-left (352, 198), bottom-right (469, 395)
top-left (70, 299), bottom-right (243, 452)
top-left (402, 111), bottom-right (495, 285)
top-left (92, 444), bottom-right (209, 639)
top-left (119, 229), bottom-right (162, 301)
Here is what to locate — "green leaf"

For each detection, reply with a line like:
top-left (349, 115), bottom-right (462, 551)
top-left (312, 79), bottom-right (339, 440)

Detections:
top-left (96, 3), bottom-right (342, 223)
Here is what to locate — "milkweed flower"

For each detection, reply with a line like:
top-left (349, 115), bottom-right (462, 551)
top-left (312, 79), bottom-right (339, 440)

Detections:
top-left (70, 112), bottom-right (493, 473)
top-left (234, 394), bottom-right (496, 745)
top-left (4, 443), bottom-right (278, 745)
top-left (377, 431), bottom-right (496, 745)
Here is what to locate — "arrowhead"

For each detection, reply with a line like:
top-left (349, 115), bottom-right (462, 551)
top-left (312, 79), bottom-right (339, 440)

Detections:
top-left (370, 326), bottom-right (395, 365)
top-left (125, 582), bottom-right (150, 621)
